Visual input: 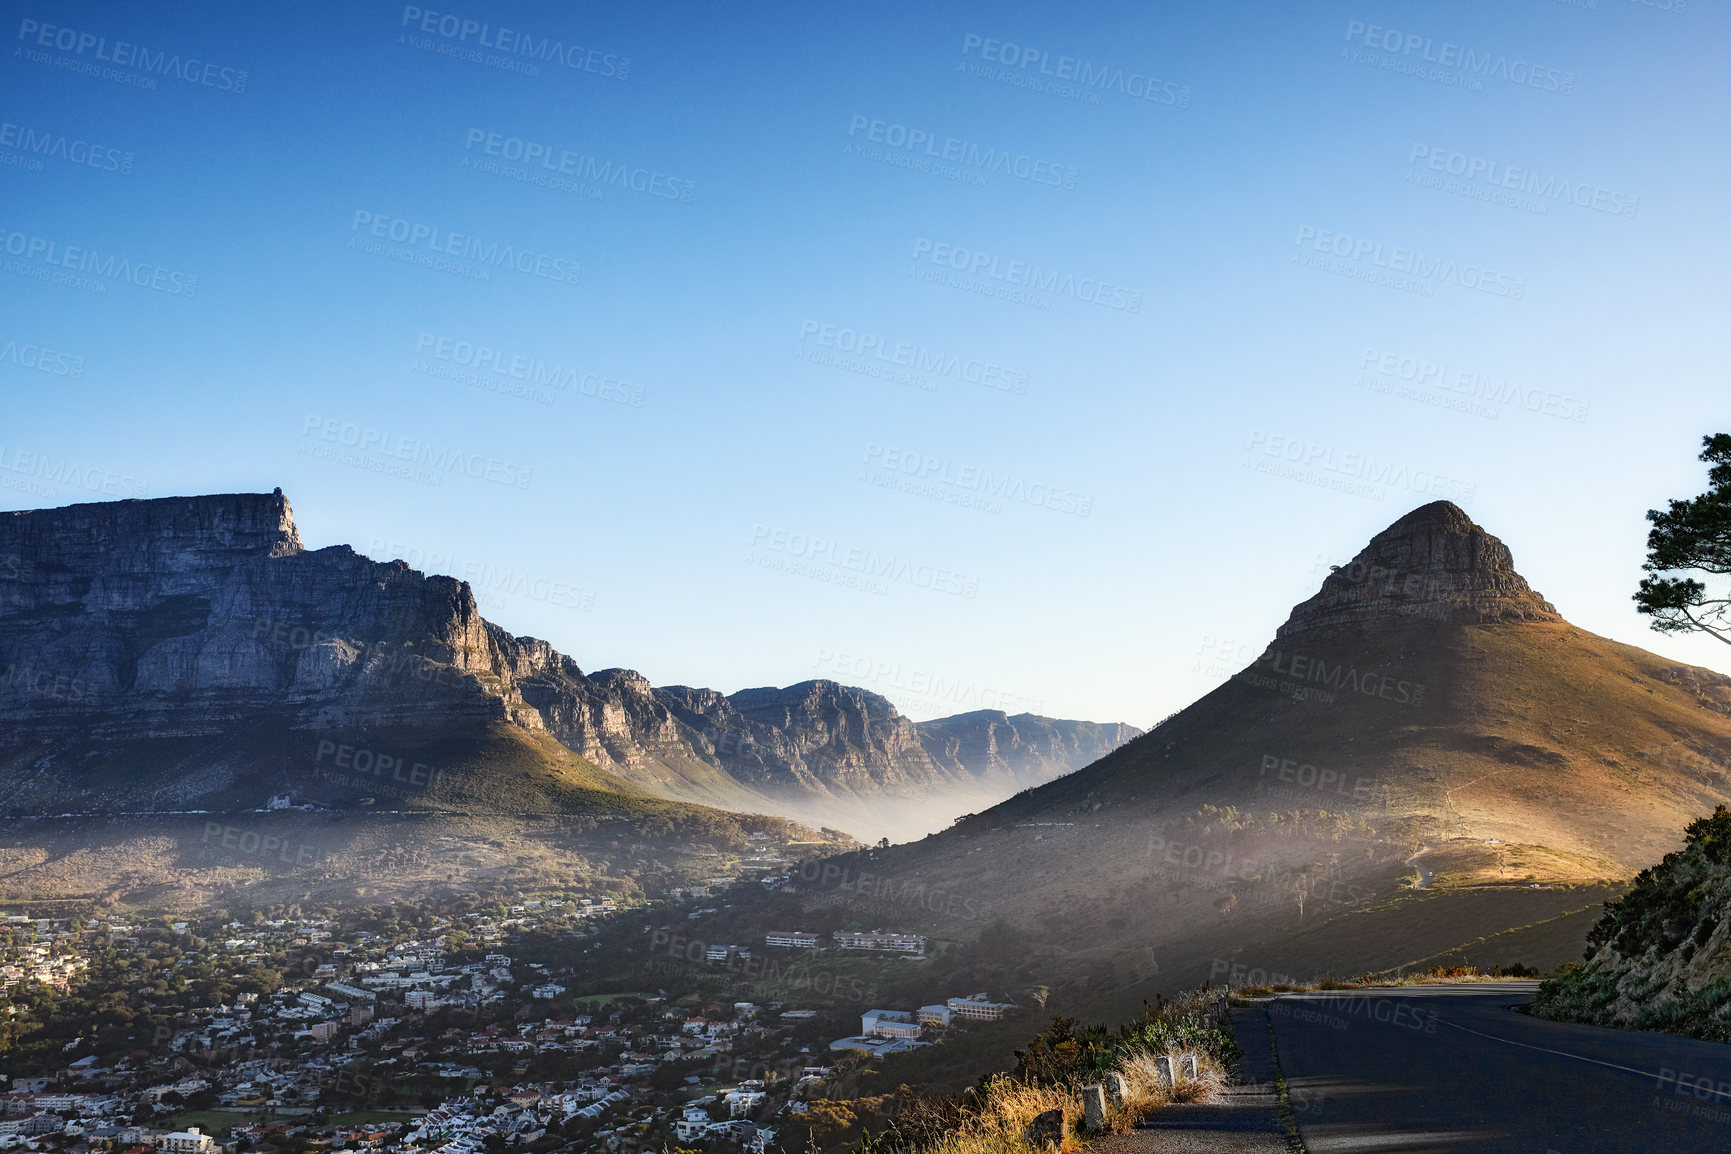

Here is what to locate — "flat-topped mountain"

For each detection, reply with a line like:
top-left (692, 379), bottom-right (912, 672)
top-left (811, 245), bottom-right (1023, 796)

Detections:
top-left (0, 492), bottom-right (1136, 841)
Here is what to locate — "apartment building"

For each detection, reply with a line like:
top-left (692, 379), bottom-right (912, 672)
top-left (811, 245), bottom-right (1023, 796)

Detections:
top-left (833, 930), bottom-right (926, 955)
top-left (763, 931), bottom-right (820, 949)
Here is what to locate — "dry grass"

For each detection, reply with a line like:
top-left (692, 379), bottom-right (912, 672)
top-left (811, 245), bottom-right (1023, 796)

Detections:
top-left (1234, 963), bottom-right (1537, 999)
top-left (1115, 1049), bottom-right (1228, 1116)
top-left (915, 1078), bottom-right (1076, 1154)
top-left (899, 1045), bottom-right (1229, 1154)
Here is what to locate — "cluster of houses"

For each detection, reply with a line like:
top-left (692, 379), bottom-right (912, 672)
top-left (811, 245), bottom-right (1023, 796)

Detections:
top-left (0, 918), bottom-right (90, 993)
top-left (0, 1083), bottom-right (219, 1153)
top-left (668, 1066), bottom-right (834, 1153)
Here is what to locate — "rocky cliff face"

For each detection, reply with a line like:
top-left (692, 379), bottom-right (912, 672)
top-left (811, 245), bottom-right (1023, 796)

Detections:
top-left (1277, 500), bottom-right (1561, 638)
top-left (0, 490), bottom-right (514, 741)
top-left (0, 493), bottom-right (1137, 823)
top-left (658, 680), bottom-right (954, 798)
top-left (915, 711), bottom-right (1145, 791)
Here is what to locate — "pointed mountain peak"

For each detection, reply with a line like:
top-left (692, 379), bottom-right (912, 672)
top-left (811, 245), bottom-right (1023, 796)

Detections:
top-left (1276, 501), bottom-right (1560, 637)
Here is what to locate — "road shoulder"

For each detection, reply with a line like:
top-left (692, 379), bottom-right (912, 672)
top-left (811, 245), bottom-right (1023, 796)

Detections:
top-left (1085, 1002), bottom-right (1291, 1153)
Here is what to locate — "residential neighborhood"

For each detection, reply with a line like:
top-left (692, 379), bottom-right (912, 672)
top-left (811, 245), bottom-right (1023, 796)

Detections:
top-left (0, 878), bottom-right (1018, 1154)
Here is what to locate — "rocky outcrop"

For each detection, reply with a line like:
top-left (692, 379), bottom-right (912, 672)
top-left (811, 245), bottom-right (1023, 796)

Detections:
top-left (0, 492), bottom-right (1138, 817)
top-left (1277, 501), bottom-right (1561, 638)
top-left (1533, 806), bottom-right (1731, 1042)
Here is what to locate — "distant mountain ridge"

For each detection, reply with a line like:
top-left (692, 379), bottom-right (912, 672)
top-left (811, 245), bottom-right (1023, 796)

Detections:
top-left (0, 491), bottom-right (1137, 835)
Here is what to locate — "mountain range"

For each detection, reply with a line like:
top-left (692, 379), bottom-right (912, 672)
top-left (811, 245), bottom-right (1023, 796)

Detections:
top-left (8, 489), bottom-right (1731, 1021)
top-left (0, 491), bottom-right (1137, 846)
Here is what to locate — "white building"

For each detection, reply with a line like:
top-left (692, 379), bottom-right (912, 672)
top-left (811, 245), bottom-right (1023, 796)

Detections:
top-left (833, 930), bottom-right (926, 954)
top-left (860, 1009), bottom-right (921, 1039)
top-left (673, 1104), bottom-right (712, 1142)
top-left (725, 1089), bottom-right (767, 1117)
top-left (764, 931), bottom-right (819, 949)
top-left (946, 993), bottom-right (1014, 1021)
top-left (158, 1128), bottom-right (214, 1154)
top-left (326, 982), bottom-right (375, 1002)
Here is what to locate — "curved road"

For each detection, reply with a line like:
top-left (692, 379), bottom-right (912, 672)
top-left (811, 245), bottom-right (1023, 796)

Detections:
top-left (1256, 982), bottom-right (1731, 1153)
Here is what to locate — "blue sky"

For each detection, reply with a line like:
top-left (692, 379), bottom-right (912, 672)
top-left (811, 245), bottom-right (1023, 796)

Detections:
top-left (3, 0), bottom-right (1728, 727)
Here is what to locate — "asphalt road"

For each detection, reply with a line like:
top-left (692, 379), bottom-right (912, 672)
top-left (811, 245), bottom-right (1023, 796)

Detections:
top-left (1263, 982), bottom-right (1731, 1153)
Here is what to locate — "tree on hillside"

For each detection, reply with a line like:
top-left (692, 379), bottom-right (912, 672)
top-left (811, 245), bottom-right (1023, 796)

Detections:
top-left (1636, 433), bottom-right (1731, 645)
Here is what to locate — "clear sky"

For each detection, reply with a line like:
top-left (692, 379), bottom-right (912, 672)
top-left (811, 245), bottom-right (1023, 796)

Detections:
top-left (3, 0), bottom-right (1728, 728)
